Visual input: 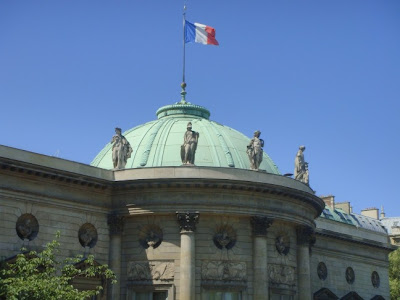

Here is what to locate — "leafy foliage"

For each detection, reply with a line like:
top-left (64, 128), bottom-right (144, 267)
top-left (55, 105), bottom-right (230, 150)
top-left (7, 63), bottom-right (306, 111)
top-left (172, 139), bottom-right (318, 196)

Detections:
top-left (0, 232), bottom-right (116, 300)
top-left (390, 247), bottom-right (400, 300)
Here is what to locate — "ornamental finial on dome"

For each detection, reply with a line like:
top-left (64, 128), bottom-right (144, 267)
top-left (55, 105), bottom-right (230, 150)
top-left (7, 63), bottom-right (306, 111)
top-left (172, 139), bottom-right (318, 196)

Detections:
top-left (180, 82), bottom-right (188, 104)
top-left (155, 82), bottom-right (210, 119)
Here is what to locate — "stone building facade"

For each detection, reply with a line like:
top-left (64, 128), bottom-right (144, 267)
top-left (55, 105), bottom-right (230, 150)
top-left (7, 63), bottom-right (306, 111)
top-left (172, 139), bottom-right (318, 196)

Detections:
top-left (0, 102), bottom-right (394, 299)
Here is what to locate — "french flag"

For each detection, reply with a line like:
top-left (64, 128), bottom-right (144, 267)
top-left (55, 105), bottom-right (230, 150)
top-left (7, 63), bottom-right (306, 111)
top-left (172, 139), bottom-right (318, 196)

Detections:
top-left (185, 20), bottom-right (219, 46)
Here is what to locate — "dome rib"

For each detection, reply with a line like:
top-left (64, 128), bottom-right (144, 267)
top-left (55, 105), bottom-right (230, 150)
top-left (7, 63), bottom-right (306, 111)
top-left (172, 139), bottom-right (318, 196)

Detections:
top-left (209, 122), bottom-right (235, 167)
top-left (221, 125), bottom-right (245, 169)
top-left (198, 118), bottom-right (222, 167)
top-left (154, 118), bottom-right (177, 167)
top-left (140, 119), bottom-right (165, 167)
top-left (131, 121), bottom-right (159, 168)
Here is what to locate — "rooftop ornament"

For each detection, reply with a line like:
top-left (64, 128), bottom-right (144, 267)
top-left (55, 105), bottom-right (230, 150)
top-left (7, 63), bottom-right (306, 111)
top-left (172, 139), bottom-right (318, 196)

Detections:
top-left (180, 82), bottom-right (188, 104)
top-left (111, 127), bottom-right (132, 170)
top-left (294, 145), bottom-right (309, 185)
top-left (247, 130), bottom-right (264, 171)
top-left (181, 122), bottom-right (199, 165)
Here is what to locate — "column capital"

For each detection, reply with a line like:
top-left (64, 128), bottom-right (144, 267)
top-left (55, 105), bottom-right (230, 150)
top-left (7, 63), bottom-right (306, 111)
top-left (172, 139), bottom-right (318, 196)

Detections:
top-left (296, 226), bottom-right (316, 247)
top-left (251, 216), bottom-right (273, 236)
top-left (107, 213), bottom-right (125, 235)
top-left (177, 212), bottom-right (199, 233)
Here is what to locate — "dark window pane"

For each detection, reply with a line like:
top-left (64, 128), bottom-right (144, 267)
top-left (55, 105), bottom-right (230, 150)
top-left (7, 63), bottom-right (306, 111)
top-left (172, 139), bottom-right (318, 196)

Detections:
top-left (153, 291), bottom-right (168, 300)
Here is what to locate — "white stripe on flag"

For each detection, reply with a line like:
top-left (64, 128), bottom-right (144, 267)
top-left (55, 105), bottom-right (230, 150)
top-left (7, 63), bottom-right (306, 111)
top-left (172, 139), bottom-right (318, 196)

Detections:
top-left (194, 23), bottom-right (208, 45)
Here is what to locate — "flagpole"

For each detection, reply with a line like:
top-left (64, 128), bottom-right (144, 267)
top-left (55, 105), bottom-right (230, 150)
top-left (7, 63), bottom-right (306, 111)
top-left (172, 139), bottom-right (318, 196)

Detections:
top-left (181, 4), bottom-right (187, 103)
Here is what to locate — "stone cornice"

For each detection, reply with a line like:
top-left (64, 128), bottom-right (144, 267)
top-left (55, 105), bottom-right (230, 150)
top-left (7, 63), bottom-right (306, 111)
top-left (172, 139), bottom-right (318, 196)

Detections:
top-left (312, 247), bottom-right (390, 266)
top-left (316, 229), bottom-right (396, 251)
top-left (0, 153), bottom-right (324, 218)
top-left (114, 178), bottom-right (324, 216)
top-left (0, 188), bottom-right (110, 213)
top-left (0, 157), bottom-right (111, 190)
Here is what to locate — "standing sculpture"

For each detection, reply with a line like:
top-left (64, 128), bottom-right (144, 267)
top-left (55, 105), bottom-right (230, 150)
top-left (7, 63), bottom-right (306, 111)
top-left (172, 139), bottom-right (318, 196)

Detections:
top-left (294, 145), bottom-right (309, 185)
top-left (247, 130), bottom-right (264, 170)
top-left (181, 122), bottom-right (199, 165)
top-left (111, 127), bottom-right (132, 169)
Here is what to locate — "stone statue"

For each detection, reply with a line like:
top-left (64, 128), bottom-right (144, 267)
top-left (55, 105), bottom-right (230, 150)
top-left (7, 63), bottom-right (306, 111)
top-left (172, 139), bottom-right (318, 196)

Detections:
top-left (181, 122), bottom-right (199, 165)
top-left (294, 145), bottom-right (309, 185)
top-left (247, 130), bottom-right (264, 170)
top-left (111, 128), bottom-right (132, 169)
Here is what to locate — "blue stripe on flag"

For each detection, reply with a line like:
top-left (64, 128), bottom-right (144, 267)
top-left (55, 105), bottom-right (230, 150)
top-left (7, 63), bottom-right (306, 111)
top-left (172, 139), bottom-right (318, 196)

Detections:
top-left (184, 21), bottom-right (196, 43)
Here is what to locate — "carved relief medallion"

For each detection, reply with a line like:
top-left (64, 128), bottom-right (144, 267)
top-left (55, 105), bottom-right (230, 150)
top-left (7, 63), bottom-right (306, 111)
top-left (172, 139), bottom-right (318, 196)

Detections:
top-left (201, 261), bottom-right (247, 282)
top-left (317, 262), bottom-right (328, 280)
top-left (345, 267), bottom-right (355, 284)
top-left (16, 214), bottom-right (39, 241)
top-left (127, 261), bottom-right (174, 281)
top-left (275, 235), bottom-right (290, 255)
top-left (78, 223), bottom-right (98, 248)
top-left (268, 264), bottom-right (296, 286)
top-left (213, 224), bottom-right (237, 250)
top-left (371, 271), bottom-right (380, 288)
top-left (138, 224), bottom-right (163, 249)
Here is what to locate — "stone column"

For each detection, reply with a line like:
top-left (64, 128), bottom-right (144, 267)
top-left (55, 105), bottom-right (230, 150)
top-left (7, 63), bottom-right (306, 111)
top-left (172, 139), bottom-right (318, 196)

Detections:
top-left (177, 212), bottom-right (199, 300)
top-left (107, 214), bottom-right (124, 300)
top-left (296, 226), bottom-right (315, 300)
top-left (251, 216), bottom-right (273, 299)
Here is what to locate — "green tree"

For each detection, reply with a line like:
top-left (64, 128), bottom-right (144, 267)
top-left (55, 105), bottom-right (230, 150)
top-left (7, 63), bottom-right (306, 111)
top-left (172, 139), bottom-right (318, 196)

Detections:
top-left (0, 232), bottom-right (116, 300)
top-left (390, 247), bottom-right (400, 300)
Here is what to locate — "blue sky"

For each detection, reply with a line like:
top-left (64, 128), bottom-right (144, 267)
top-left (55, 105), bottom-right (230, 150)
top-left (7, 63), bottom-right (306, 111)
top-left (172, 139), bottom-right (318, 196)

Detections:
top-left (1, 1), bottom-right (399, 216)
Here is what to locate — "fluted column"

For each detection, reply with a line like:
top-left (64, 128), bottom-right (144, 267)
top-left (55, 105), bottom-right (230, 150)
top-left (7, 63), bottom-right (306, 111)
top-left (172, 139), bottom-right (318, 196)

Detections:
top-left (251, 216), bottom-right (273, 299)
top-left (177, 212), bottom-right (199, 300)
top-left (107, 214), bottom-right (124, 300)
top-left (296, 226), bottom-right (315, 300)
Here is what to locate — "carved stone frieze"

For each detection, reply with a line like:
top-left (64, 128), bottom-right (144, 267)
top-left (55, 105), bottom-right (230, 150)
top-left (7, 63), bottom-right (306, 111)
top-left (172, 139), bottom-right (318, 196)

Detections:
top-left (107, 214), bottom-right (124, 235)
top-left (127, 261), bottom-right (174, 281)
top-left (176, 212), bottom-right (199, 232)
top-left (251, 216), bottom-right (272, 236)
top-left (268, 264), bottom-right (296, 286)
top-left (201, 261), bottom-right (247, 282)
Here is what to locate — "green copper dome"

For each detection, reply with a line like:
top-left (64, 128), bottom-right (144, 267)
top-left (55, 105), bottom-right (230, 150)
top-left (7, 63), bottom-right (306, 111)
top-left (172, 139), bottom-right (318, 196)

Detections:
top-left (91, 102), bottom-right (280, 174)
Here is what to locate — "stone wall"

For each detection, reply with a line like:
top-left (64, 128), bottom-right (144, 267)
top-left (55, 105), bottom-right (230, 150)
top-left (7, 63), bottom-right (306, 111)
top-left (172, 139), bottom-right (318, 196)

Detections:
top-left (119, 214), bottom-right (305, 300)
top-left (0, 192), bottom-right (110, 264)
top-left (311, 218), bottom-right (390, 299)
top-left (121, 215), bottom-right (180, 299)
top-left (196, 215), bottom-right (252, 299)
top-left (0, 149), bottom-right (393, 300)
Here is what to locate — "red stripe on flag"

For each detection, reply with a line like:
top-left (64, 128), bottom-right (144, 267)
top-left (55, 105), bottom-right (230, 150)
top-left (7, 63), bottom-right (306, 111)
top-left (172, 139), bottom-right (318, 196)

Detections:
top-left (205, 25), bottom-right (219, 45)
